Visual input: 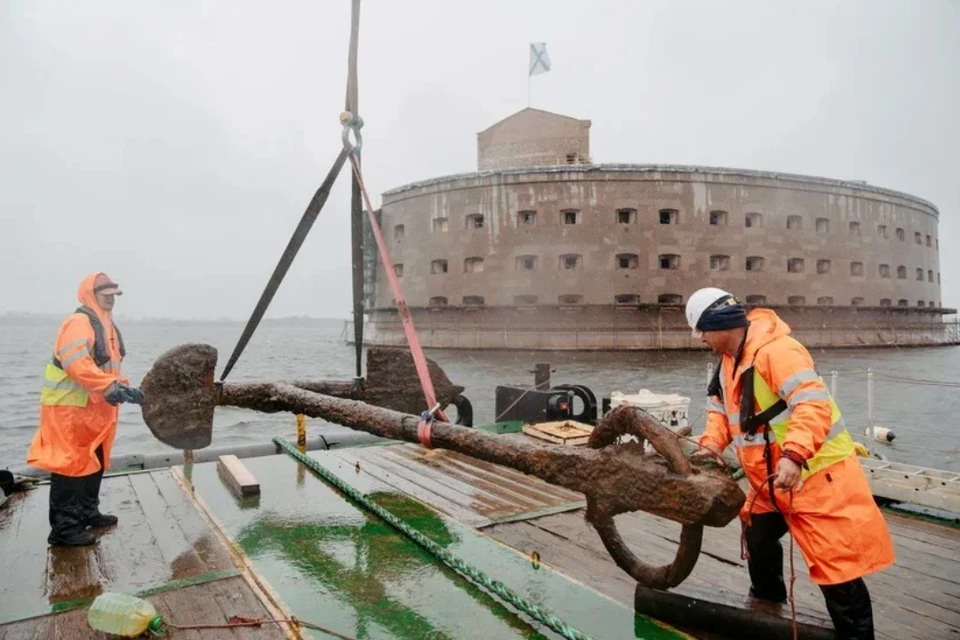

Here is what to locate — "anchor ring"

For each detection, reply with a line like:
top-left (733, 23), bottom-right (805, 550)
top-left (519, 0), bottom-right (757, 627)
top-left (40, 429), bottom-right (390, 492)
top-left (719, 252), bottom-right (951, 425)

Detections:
top-left (585, 406), bottom-right (704, 590)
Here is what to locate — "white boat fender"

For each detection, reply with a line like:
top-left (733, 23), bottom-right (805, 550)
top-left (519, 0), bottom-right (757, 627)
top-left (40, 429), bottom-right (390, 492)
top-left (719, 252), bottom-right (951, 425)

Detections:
top-left (864, 426), bottom-right (896, 443)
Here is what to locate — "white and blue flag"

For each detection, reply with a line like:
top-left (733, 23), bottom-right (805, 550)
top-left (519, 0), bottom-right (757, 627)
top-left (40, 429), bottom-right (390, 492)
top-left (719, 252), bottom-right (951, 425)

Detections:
top-left (529, 43), bottom-right (551, 76)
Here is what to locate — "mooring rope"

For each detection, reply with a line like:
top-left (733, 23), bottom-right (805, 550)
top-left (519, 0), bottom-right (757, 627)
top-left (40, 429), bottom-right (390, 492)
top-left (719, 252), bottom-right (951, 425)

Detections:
top-left (273, 437), bottom-right (597, 640)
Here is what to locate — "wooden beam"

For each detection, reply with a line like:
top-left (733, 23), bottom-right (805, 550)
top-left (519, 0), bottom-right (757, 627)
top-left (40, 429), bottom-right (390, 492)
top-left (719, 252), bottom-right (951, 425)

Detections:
top-left (217, 455), bottom-right (260, 498)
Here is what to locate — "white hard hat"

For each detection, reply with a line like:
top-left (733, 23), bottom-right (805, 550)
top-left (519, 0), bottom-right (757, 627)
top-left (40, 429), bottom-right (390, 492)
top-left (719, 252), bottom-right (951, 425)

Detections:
top-left (685, 287), bottom-right (734, 334)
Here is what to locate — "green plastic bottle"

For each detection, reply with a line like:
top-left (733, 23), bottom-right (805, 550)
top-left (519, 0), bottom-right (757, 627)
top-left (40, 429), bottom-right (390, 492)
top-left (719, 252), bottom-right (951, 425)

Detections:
top-left (87, 592), bottom-right (165, 637)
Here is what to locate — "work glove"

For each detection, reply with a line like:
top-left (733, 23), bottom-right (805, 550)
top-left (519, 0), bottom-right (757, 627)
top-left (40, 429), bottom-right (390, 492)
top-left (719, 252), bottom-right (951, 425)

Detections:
top-left (104, 382), bottom-right (145, 405)
top-left (119, 384), bottom-right (145, 405)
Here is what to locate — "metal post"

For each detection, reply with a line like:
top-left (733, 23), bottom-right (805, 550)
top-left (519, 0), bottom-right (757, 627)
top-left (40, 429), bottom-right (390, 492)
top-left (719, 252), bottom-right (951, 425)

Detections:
top-left (534, 363), bottom-right (551, 390)
top-left (830, 370), bottom-right (838, 398)
top-left (866, 368), bottom-right (875, 438)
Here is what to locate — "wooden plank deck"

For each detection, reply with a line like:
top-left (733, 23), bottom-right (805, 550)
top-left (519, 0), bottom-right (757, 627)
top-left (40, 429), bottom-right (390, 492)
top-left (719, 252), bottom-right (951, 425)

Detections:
top-left (334, 443), bottom-right (585, 526)
top-left (0, 470), bottom-right (288, 639)
top-left (338, 443), bottom-right (960, 639)
top-left (0, 576), bottom-right (288, 640)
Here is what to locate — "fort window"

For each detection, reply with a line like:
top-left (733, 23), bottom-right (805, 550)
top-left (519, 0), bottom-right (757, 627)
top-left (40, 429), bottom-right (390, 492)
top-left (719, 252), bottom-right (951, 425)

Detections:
top-left (394, 224), bottom-right (405, 241)
top-left (466, 214), bottom-right (484, 229)
top-left (745, 212), bottom-right (763, 228)
top-left (429, 296), bottom-right (448, 307)
top-left (559, 294), bottom-right (583, 305)
top-left (916, 268), bottom-right (924, 282)
top-left (928, 270), bottom-right (934, 283)
top-left (817, 259), bottom-right (831, 274)
top-left (518, 210), bottom-right (536, 226)
top-left (431, 259), bottom-right (448, 274)
top-left (560, 254), bottom-right (582, 270)
top-left (897, 299), bottom-right (909, 307)
top-left (615, 294), bottom-right (639, 305)
top-left (745, 256), bottom-right (764, 272)
top-left (392, 264), bottom-right (403, 278)
top-left (659, 254), bottom-right (680, 270)
top-left (915, 232), bottom-right (922, 245)
top-left (788, 296), bottom-right (807, 305)
top-left (929, 301), bottom-right (936, 308)
top-left (432, 217), bottom-right (449, 233)
top-left (896, 227), bottom-right (905, 241)
top-left (849, 221), bottom-right (861, 236)
top-left (710, 255), bottom-right (730, 271)
top-left (816, 218), bottom-right (830, 234)
top-left (926, 234), bottom-right (932, 247)
top-left (917, 300), bottom-right (925, 308)
top-left (897, 265), bottom-right (907, 280)
top-left (938, 272), bottom-right (941, 283)
top-left (787, 258), bottom-right (805, 274)
top-left (878, 224), bottom-right (888, 239)
top-left (658, 293), bottom-right (683, 305)
top-left (787, 215), bottom-right (802, 230)
top-left (514, 295), bottom-right (538, 305)
top-left (617, 208), bottom-right (637, 224)
top-left (879, 264), bottom-right (890, 278)
top-left (516, 255), bottom-right (538, 271)
top-left (817, 296), bottom-right (834, 306)
top-left (880, 299), bottom-right (892, 307)
top-left (464, 257), bottom-right (484, 273)
top-left (617, 253), bottom-right (639, 269)
top-left (566, 153), bottom-right (577, 164)
top-left (709, 210), bottom-right (728, 226)
top-left (659, 209), bottom-right (678, 225)
top-left (852, 297), bottom-right (865, 306)
top-left (745, 295), bottom-right (767, 305)
top-left (562, 209), bottom-right (580, 225)
top-left (850, 261), bottom-right (864, 277)
top-left (463, 296), bottom-right (485, 306)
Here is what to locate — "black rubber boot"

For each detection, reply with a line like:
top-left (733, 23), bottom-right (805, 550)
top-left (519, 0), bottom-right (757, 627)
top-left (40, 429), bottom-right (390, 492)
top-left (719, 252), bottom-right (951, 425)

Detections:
top-left (820, 578), bottom-right (876, 640)
top-left (745, 512), bottom-right (789, 604)
top-left (48, 473), bottom-right (96, 547)
top-left (80, 445), bottom-right (118, 529)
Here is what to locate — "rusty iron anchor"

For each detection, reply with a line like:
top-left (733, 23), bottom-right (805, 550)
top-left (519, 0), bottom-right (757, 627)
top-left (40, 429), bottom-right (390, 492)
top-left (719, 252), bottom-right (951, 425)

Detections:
top-left (138, 343), bottom-right (746, 589)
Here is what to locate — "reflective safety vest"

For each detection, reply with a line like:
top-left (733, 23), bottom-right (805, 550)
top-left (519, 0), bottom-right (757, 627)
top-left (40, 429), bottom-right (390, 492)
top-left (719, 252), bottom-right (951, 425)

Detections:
top-left (737, 365), bottom-right (855, 481)
top-left (40, 306), bottom-right (125, 408)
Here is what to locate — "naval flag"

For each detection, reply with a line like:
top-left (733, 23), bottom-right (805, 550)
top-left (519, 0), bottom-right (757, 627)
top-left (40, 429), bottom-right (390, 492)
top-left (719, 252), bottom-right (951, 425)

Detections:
top-left (529, 43), bottom-right (551, 76)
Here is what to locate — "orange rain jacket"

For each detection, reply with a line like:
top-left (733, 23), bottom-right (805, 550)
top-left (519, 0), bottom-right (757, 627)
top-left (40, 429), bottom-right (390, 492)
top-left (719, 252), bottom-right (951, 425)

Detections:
top-left (27, 273), bottom-right (128, 477)
top-left (700, 308), bottom-right (895, 585)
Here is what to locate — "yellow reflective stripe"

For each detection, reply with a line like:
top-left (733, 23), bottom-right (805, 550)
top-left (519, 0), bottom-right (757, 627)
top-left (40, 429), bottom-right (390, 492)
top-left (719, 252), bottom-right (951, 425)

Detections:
top-left (727, 412), bottom-right (740, 425)
top-left (101, 361), bottom-right (119, 372)
top-left (708, 398), bottom-right (725, 413)
top-left (40, 363), bottom-right (88, 407)
top-left (60, 348), bottom-right (90, 368)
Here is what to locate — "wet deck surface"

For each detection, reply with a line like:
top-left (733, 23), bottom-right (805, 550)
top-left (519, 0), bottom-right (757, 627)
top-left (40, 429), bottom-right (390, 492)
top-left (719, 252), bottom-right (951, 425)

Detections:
top-left (0, 576), bottom-right (286, 640)
top-left (0, 470), bottom-right (286, 639)
top-left (339, 443), bottom-right (960, 639)
top-left (335, 443), bottom-right (585, 526)
top-left (183, 449), bottom-right (690, 640)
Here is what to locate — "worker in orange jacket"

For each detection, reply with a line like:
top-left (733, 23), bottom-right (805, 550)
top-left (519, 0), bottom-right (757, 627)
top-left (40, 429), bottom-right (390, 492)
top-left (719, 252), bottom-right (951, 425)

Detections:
top-left (686, 288), bottom-right (895, 640)
top-left (27, 273), bottom-right (144, 547)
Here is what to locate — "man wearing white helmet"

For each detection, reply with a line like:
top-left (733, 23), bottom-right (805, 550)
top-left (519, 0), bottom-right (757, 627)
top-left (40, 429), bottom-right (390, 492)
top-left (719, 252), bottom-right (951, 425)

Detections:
top-left (686, 288), bottom-right (894, 640)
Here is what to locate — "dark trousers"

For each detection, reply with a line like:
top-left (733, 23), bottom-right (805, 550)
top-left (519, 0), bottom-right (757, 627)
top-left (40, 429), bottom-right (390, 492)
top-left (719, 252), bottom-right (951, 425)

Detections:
top-left (48, 445), bottom-right (106, 540)
top-left (746, 512), bottom-right (876, 640)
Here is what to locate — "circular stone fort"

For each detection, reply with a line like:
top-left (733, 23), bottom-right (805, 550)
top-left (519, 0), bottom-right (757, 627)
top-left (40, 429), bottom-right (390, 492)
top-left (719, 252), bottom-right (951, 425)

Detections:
top-left (359, 108), bottom-right (953, 350)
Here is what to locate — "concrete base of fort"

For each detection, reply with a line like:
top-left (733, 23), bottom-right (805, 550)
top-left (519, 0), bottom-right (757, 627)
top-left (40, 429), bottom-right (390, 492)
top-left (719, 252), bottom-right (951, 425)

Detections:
top-left (354, 305), bottom-right (960, 351)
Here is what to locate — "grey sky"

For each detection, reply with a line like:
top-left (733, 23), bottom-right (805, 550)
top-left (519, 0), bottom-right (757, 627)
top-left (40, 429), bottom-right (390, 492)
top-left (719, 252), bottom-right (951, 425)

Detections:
top-left (1, 0), bottom-right (958, 320)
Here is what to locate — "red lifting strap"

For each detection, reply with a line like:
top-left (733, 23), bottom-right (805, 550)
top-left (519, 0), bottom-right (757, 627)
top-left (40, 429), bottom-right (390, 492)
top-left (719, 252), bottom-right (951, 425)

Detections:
top-left (347, 154), bottom-right (449, 431)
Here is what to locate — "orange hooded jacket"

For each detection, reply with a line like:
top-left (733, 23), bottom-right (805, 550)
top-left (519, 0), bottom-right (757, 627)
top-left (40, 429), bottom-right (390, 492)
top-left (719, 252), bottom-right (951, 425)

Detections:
top-left (700, 308), bottom-right (895, 585)
top-left (26, 273), bottom-right (128, 477)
